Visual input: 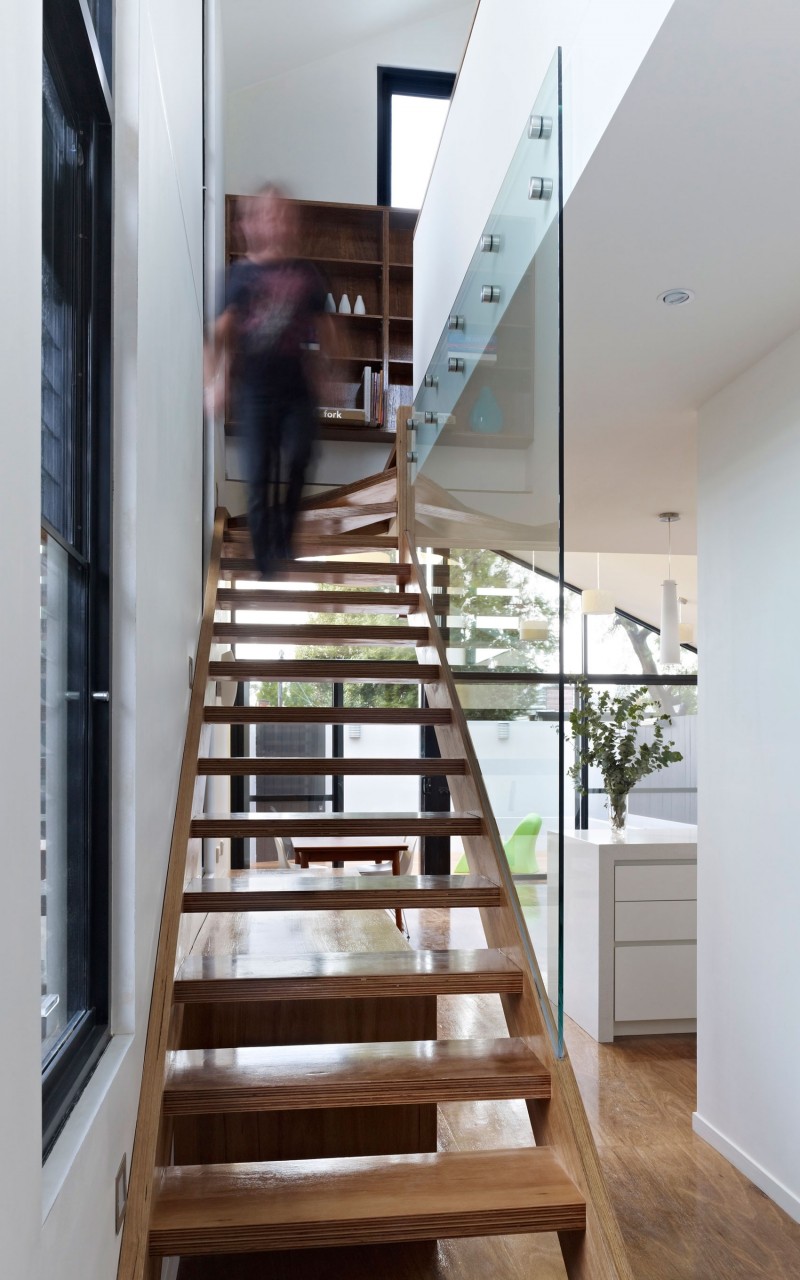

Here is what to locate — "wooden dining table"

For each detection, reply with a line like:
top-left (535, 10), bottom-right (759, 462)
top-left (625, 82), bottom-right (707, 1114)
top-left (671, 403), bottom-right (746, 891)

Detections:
top-left (291, 835), bottom-right (409, 928)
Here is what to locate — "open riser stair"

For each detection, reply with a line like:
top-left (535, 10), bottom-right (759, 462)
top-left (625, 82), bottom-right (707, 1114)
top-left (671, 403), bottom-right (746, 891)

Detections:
top-left (117, 456), bottom-right (634, 1279)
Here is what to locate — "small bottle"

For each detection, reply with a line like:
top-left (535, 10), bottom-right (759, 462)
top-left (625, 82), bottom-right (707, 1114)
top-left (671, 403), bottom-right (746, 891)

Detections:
top-left (324, 292), bottom-right (336, 313)
top-left (339, 293), bottom-right (351, 314)
top-left (353, 294), bottom-right (366, 315)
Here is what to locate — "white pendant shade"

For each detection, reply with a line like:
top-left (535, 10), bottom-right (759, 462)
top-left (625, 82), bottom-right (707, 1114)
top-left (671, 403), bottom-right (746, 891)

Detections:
top-left (660, 579), bottom-right (680, 664)
top-left (581, 588), bottom-right (615, 615)
top-left (519, 616), bottom-right (550, 640)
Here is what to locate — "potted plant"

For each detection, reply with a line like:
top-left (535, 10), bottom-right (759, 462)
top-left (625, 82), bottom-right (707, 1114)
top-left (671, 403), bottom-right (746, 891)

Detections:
top-left (567, 682), bottom-right (683, 837)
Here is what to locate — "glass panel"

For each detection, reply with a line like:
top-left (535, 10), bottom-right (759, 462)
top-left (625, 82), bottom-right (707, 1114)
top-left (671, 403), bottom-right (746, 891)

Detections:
top-left (413, 51), bottom-right (565, 1052)
top-left (41, 58), bottom-right (80, 544)
top-left (391, 94), bottom-right (450, 209)
top-left (430, 548), bottom-right (583, 676)
top-left (40, 533), bottom-right (88, 1065)
top-left (585, 611), bottom-right (698, 677)
top-left (454, 680), bottom-right (571, 1047)
top-left (86, 0), bottom-right (113, 84)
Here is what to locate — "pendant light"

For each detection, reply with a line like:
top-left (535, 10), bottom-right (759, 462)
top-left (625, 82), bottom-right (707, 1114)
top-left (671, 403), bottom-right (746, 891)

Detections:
top-left (581, 552), bottom-right (615, 615)
top-left (518, 553), bottom-right (550, 640)
top-left (659, 513), bottom-right (680, 664)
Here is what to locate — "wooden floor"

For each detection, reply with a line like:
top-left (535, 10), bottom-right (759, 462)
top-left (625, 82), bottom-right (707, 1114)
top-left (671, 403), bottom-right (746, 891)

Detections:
top-left (177, 898), bottom-right (800, 1280)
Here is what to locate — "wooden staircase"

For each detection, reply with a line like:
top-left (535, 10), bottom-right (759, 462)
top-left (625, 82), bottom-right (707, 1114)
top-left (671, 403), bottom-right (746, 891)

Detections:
top-left (118, 478), bottom-right (634, 1279)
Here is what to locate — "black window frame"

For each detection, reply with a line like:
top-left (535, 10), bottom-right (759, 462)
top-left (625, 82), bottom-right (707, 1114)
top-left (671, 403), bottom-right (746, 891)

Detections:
top-left (377, 67), bottom-right (455, 207)
top-left (41, 0), bottom-right (113, 1159)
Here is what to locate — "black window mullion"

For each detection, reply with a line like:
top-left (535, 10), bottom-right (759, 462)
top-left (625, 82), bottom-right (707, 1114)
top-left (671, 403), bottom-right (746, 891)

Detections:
top-left (377, 67), bottom-right (455, 206)
top-left (41, 0), bottom-right (112, 1161)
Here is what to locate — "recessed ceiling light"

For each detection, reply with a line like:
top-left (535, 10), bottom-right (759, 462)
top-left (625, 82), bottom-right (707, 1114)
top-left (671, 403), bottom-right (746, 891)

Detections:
top-left (658, 288), bottom-right (695, 306)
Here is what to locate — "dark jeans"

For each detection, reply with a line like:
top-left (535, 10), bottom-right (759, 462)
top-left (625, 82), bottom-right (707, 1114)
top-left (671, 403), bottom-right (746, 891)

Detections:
top-left (238, 387), bottom-right (317, 575)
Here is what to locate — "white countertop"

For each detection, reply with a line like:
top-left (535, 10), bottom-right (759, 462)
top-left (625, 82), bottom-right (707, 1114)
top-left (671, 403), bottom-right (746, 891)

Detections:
top-left (550, 825), bottom-right (697, 849)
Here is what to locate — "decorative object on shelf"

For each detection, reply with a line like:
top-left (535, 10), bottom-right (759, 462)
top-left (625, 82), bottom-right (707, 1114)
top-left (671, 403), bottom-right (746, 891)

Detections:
top-left (658, 512), bottom-right (681, 664)
top-left (567, 682), bottom-right (682, 839)
top-left (469, 385), bottom-right (504, 434)
top-left (353, 294), bottom-right (366, 315)
top-left (324, 292), bottom-right (336, 313)
top-left (338, 293), bottom-right (351, 314)
top-left (581, 553), bottom-right (615, 615)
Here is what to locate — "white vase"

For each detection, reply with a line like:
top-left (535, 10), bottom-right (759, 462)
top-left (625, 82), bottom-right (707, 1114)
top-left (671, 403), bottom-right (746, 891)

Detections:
top-left (324, 292), bottom-right (336, 313)
top-left (338, 293), bottom-right (351, 314)
top-left (353, 294), bottom-right (366, 315)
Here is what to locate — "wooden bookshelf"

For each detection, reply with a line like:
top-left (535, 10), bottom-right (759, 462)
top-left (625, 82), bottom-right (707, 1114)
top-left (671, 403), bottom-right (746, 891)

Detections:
top-left (224, 197), bottom-right (416, 442)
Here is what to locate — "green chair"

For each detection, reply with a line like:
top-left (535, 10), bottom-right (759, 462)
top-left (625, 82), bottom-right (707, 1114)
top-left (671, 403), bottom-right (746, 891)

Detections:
top-left (455, 812), bottom-right (543, 875)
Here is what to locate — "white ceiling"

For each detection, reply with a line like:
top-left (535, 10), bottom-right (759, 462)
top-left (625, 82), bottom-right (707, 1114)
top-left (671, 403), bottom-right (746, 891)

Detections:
top-left (564, 0), bottom-right (800, 564)
top-left (221, 0), bottom-right (473, 94)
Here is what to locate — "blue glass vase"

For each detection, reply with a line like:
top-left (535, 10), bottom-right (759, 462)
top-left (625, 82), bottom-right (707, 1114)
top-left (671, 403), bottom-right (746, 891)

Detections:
top-left (469, 385), bottom-right (504, 434)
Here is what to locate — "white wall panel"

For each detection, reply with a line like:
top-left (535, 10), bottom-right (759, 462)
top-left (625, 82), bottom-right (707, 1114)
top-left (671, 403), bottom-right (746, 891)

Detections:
top-left (0, 0), bottom-right (45, 1275)
top-left (225, 5), bottom-right (473, 201)
top-left (697, 324), bottom-right (800, 1221)
top-left (414, 0), bottom-right (676, 385)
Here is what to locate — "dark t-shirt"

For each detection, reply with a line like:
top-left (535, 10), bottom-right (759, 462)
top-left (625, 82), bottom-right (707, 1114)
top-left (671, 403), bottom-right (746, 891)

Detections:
top-left (224, 257), bottom-right (327, 402)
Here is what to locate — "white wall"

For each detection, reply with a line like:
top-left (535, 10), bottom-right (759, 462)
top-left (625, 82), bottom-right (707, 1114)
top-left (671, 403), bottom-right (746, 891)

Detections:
top-left (0, 1), bottom-right (205, 1275)
top-left (343, 724), bottom-right (419, 813)
top-left (0, 0), bottom-right (46, 1274)
top-left (224, 5), bottom-right (472, 201)
top-left (205, 0), bottom-right (229, 533)
top-left (696, 326), bottom-right (800, 1222)
top-left (414, 0), bottom-right (676, 384)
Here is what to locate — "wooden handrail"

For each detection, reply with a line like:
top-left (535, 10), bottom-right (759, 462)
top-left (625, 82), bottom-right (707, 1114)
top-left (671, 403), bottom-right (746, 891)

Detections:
top-left (118, 507), bottom-right (228, 1280)
top-left (402, 532), bottom-right (634, 1280)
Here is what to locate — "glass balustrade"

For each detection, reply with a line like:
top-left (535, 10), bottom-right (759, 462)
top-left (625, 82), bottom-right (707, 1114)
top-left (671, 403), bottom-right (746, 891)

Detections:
top-left (410, 50), bottom-right (566, 1051)
top-left (408, 47), bottom-right (698, 1055)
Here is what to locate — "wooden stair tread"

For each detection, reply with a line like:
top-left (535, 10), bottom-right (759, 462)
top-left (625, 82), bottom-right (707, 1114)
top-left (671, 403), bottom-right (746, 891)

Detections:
top-left (181, 872), bottom-right (502, 912)
top-left (149, 1148), bottom-right (585, 1255)
top-left (190, 811), bottom-right (482, 837)
top-left (173, 948), bottom-right (523, 1003)
top-left (212, 622), bottom-right (426, 644)
top-left (163, 1037), bottom-right (550, 1114)
top-left (208, 659), bottom-right (438, 682)
top-left (215, 588), bottom-right (419, 614)
top-left (203, 706), bottom-right (451, 725)
top-left (196, 756), bottom-right (466, 775)
top-left (223, 534), bottom-right (399, 551)
top-left (220, 560), bottom-right (411, 586)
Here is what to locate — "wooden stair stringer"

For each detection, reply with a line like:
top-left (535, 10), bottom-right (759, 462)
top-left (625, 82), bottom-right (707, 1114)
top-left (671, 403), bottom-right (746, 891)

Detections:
top-left (118, 473), bottom-right (631, 1280)
top-left (403, 534), bottom-right (635, 1280)
top-left (117, 507), bottom-right (230, 1280)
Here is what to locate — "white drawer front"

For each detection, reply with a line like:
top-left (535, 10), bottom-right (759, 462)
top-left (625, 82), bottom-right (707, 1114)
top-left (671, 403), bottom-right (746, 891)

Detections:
top-left (615, 943), bottom-right (697, 1022)
top-left (615, 862), bottom-right (696, 903)
top-left (615, 899), bottom-right (697, 942)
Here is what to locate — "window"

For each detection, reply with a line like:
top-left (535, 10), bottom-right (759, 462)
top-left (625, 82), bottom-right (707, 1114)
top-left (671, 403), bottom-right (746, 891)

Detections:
top-left (41, 0), bottom-right (112, 1157)
top-left (377, 68), bottom-right (455, 208)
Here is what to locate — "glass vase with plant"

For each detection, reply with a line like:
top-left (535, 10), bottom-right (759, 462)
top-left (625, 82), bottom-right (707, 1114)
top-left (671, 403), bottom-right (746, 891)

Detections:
top-left (567, 682), bottom-right (682, 837)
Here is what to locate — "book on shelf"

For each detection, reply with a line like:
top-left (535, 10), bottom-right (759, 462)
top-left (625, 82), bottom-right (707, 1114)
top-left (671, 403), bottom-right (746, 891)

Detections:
top-left (318, 366), bottom-right (386, 428)
top-left (318, 406), bottom-right (367, 424)
top-left (360, 365), bottom-right (372, 424)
